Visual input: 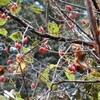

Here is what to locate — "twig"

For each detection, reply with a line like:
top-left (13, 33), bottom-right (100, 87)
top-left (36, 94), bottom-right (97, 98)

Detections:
top-left (53, 80), bottom-right (100, 85)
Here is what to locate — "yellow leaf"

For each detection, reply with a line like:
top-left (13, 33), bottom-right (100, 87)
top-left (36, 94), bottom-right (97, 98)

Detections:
top-left (17, 61), bottom-right (26, 72)
top-left (16, 54), bottom-right (26, 73)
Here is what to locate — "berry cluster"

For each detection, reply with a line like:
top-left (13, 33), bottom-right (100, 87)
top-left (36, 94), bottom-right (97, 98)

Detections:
top-left (0, 12), bottom-right (10, 19)
top-left (15, 42), bottom-right (22, 50)
top-left (8, 3), bottom-right (18, 12)
top-left (68, 64), bottom-right (77, 73)
top-left (65, 5), bottom-right (87, 30)
top-left (38, 45), bottom-right (48, 53)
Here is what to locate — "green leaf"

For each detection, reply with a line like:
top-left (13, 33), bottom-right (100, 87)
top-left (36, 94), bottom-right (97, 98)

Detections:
top-left (64, 67), bottom-right (75, 80)
top-left (30, 5), bottom-right (44, 14)
top-left (16, 98), bottom-right (24, 100)
top-left (25, 56), bottom-right (34, 64)
top-left (90, 68), bottom-right (100, 77)
top-left (98, 92), bottom-right (100, 100)
top-left (15, 92), bottom-right (21, 98)
top-left (90, 60), bottom-right (97, 67)
top-left (0, 95), bottom-right (7, 100)
top-left (0, 0), bottom-right (9, 5)
top-left (0, 28), bottom-right (8, 36)
top-left (48, 22), bottom-right (59, 35)
top-left (9, 31), bottom-right (22, 41)
top-left (38, 64), bottom-right (57, 90)
top-left (0, 18), bottom-right (7, 26)
top-left (22, 47), bottom-right (30, 53)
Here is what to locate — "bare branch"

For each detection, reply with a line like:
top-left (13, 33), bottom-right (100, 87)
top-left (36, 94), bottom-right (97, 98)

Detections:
top-left (0, 8), bottom-right (93, 47)
top-left (85, 0), bottom-right (100, 58)
top-left (53, 80), bottom-right (100, 85)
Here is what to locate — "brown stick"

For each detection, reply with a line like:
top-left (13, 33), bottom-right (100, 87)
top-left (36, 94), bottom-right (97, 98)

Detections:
top-left (92, 0), bottom-right (100, 11)
top-left (85, 0), bottom-right (100, 58)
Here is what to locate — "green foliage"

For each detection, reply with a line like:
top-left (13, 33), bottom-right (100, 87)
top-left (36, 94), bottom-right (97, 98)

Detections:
top-left (0, 28), bottom-right (8, 36)
top-left (38, 64), bottom-right (57, 90)
top-left (0, 0), bottom-right (9, 5)
top-left (30, 5), bottom-right (44, 14)
top-left (0, 95), bottom-right (7, 100)
top-left (64, 67), bottom-right (75, 80)
top-left (48, 22), bottom-right (59, 35)
top-left (0, 18), bottom-right (7, 26)
top-left (98, 92), bottom-right (100, 100)
top-left (22, 47), bottom-right (30, 53)
top-left (9, 31), bottom-right (22, 41)
top-left (16, 98), bottom-right (24, 100)
top-left (25, 55), bottom-right (34, 64)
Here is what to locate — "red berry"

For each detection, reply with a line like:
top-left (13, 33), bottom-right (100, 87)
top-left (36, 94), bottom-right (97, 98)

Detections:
top-left (1, 13), bottom-right (6, 19)
top-left (22, 37), bottom-right (28, 44)
top-left (7, 4), bottom-right (12, 9)
top-left (66, 5), bottom-right (72, 11)
top-left (38, 46), bottom-right (48, 53)
top-left (75, 12), bottom-right (79, 17)
top-left (68, 13), bottom-right (73, 19)
top-left (8, 68), bottom-right (12, 73)
top-left (13, 3), bottom-right (18, 9)
top-left (7, 16), bottom-right (11, 19)
top-left (60, 50), bottom-right (65, 56)
top-left (0, 75), bottom-right (5, 82)
top-left (17, 44), bottom-right (22, 50)
top-left (70, 24), bottom-right (75, 29)
top-left (15, 42), bottom-right (19, 48)
top-left (68, 65), bottom-right (72, 71)
top-left (65, 59), bottom-right (68, 64)
top-left (7, 59), bottom-right (12, 65)
top-left (31, 83), bottom-right (36, 89)
top-left (82, 19), bottom-right (87, 24)
top-left (39, 26), bottom-right (44, 33)
top-left (73, 63), bottom-right (77, 68)
top-left (15, 43), bottom-right (22, 50)
top-left (11, 5), bottom-right (16, 12)
top-left (71, 66), bottom-right (76, 72)
top-left (4, 47), bottom-right (8, 53)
